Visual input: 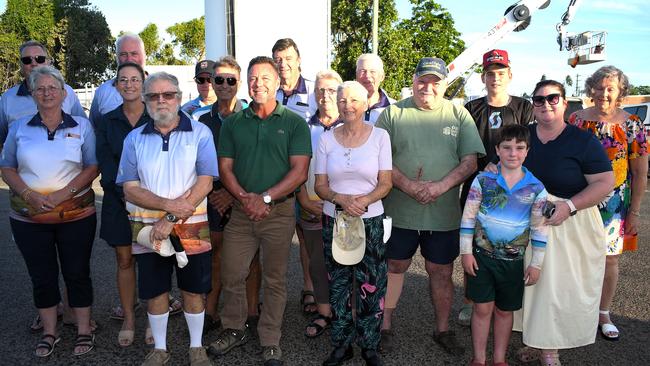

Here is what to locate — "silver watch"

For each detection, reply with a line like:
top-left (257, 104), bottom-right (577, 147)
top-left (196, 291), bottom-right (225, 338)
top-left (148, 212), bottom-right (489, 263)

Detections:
top-left (262, 191), bottom-right (272, 205)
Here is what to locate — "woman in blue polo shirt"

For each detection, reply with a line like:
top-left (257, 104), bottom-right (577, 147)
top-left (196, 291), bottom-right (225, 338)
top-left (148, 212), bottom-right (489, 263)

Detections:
top-left (0, 66), bottom-right (98, 358)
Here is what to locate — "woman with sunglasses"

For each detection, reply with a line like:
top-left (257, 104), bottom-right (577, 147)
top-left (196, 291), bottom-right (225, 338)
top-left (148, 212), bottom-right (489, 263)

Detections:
top-left (513, 80), bottom-right (614, 366)
top-left (0, 66), bottom-right (98, 357)
top-left (568, 66), bottom-right (647, 342)
top-left (95, 62), bottom-right (152, 347)
top-left (193, 56), bottom-right (263, 334)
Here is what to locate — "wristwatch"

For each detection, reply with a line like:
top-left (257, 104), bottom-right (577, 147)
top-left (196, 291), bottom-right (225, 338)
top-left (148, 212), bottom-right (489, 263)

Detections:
top-left (262, 191), bottom-right (272, 205)
top-left (165, 213), bottom-right (179, 223)
top-left (566, 199), bottom-right (578, 216)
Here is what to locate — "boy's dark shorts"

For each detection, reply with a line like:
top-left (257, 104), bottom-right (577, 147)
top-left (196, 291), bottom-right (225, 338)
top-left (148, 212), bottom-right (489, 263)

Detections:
top-left (466, 248), bottom-right (524, 311)
top-left (136, 251), bottom-right (212, 300)
top-left (385, 227), bottom-right (459, 265)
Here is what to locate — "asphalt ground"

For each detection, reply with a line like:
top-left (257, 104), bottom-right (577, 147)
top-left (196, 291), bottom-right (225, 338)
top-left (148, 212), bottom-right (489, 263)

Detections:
top-left (1, 182), bottom-right (648, 366)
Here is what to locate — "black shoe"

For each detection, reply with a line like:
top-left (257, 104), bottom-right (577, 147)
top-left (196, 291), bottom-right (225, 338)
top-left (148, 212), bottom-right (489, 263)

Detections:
top-left (361, 348), bottom-right (383, 366)
top-left (322, 345), bottom-right (353, 366)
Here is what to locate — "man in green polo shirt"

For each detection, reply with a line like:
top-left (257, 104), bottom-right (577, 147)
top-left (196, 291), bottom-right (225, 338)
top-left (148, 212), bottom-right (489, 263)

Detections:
top-left (375, 57), bottom-right (485, 355)
top-left (208, 56), bottom-right (310, 366)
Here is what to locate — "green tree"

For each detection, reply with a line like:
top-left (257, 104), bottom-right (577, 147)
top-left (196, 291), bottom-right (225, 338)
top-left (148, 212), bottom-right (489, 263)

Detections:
top-left (53, 0), bottom-right (114, 87)
top-left (139, 23), bottom-right (162, 63)
top-left (565, 74), bottom-right (573, 88)
top-left (0, 32), bottom-right (22, 91)
top-left (166, 16), bottom-right (205, 63)
top-left (331, 0), bottom-right (465, 99)
top-left (629, 85), bottom-right (650, 95)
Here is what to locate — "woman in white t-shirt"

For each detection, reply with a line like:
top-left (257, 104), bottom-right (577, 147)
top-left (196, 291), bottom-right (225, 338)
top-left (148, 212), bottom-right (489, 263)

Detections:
top-left (315, 81), bottom-right (392, 366)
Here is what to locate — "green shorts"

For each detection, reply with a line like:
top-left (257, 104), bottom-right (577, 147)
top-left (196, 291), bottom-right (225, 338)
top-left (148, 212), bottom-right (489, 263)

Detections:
top-left (466, 248), bottom-right (524, 311)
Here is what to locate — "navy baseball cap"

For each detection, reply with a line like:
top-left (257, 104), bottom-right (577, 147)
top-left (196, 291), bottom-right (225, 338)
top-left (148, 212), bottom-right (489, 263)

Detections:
top-left (414, 57), bottom-right (448, 79)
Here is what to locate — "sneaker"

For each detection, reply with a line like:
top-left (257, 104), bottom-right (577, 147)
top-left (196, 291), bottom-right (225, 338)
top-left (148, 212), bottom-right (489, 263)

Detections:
top-left (262, 345), bottom-right (283, 366)
top-left (457, 303), bottom-right (472, 327)
top-left (141, 349), bottom-right (170, 366)
top-left (189, 347), bottom-right (213, 366)
top-left (208, 328), bottom-right (248, 356)
top-left (433, 330), bottom-right (465, 356)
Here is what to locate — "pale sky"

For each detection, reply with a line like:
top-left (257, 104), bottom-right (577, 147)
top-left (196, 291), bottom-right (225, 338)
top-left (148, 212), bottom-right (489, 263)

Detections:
top-left (1, 0), bottom-right (648, 97)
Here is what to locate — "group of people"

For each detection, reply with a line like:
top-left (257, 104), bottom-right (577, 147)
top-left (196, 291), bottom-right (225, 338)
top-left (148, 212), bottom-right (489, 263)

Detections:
top-left (0, 31), bottom-right (645, 366)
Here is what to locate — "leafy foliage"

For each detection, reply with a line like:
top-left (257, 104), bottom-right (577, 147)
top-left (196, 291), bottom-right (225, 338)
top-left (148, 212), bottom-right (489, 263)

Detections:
top-left (0, 0), bottom-right (113, 89)
top-left (629, 85), bottom-right (650, 95)
top-left (139, 23), bottom-right (162, 63)
top-left (166, 16), bottom-right (205, 63)
top-left (331, 0), bottom-right (465, 99)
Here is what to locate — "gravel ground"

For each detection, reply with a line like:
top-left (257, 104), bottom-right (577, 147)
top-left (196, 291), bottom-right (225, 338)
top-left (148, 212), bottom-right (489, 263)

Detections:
top-left (1, 183), bottom-right (648, 366)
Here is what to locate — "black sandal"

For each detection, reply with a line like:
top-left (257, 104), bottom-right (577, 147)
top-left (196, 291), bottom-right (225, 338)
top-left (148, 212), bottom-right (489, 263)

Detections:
top-left (305, 314), bottom-right (331, 338)
top-left (72, 333), bottom-right (95, 356)
top-left (300, 290), bottom-right (317, 316)
top-left (35, 334), bottom-right (60, 358)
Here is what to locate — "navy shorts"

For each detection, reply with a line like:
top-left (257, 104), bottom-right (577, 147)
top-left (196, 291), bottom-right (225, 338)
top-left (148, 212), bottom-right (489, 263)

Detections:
top-left (385, 227), bottom-right (460, 265)
top-left (135, 251), bottom-right (212, 300)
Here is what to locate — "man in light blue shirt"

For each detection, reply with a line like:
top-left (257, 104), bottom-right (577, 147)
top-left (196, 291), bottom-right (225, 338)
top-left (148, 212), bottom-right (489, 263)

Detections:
top-left (0, 40), bottom-right (85, 148)
top-left (88, 33), bottom-right (146, 125)
top-left (272, 38), bottom-right (317, 120)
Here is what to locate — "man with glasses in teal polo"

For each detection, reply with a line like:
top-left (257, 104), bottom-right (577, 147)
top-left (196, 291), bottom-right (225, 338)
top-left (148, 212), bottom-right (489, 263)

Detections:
top-left (0, 40), bottom-right (85, 149)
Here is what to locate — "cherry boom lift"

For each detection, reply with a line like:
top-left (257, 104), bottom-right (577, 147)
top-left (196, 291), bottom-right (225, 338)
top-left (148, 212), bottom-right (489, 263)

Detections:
top-left (445, 0), bottom-right (607, 90)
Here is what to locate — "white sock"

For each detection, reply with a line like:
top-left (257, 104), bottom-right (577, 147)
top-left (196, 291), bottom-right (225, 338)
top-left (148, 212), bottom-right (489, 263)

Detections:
top-left (184, 311), bottom-right (205, 348)
top-left (148, 312), bottom-right (169, 350)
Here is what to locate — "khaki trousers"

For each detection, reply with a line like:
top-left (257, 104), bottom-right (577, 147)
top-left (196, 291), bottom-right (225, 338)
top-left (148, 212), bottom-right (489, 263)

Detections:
top-left (219, 198), bottom-right (295, 346)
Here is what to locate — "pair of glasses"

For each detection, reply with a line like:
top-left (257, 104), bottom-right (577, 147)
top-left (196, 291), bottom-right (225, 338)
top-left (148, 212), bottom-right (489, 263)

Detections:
top-left (144, 92), bottom-right (178, 102)
top-left (118, 77), bottom-right (143, 85)
top-left (214, 76), bottom-right (237, 86)
top-left (319, 88), bottom-right (337, 96)
top-left (33, 86), bottom-right (62, 95)
top-left (20, 56), bottom-right (47, 65)
top-left (532, 93), bottom-right (561, 107)
top-left (195, 76), bottom-right (211, 84)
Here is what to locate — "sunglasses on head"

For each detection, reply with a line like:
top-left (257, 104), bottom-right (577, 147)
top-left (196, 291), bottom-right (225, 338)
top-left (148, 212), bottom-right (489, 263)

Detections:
top-left (532, 93), bottom-right (561, 107)
top-left (20, 56), bottom-right (47, 65)
top-left (195, 76), bottom-right (211, 84)
top-left (144, 92), bottom-right (178, 102)
top-left (213, 76), bottom-right (238, 86)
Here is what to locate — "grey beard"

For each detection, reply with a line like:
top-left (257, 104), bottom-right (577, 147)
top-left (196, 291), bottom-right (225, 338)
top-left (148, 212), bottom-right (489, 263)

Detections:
top-left (148, 107), bottom-right (178, 127)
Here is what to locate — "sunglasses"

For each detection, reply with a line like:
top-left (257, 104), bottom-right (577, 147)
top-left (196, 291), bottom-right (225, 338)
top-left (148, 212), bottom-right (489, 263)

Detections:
top-left (144, 92), bottom-right (178, 102)
top-left (532, 93), bottom-right (561, 107)
top-left (20, 56), bottom-right (47, 65)
top-left (195, 76), bottom-right (211, 84)
top-left (213, 76), bottom-right (238, 86)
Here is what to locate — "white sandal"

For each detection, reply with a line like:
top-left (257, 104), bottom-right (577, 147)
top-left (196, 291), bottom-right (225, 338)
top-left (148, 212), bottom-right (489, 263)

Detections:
top-left (598, 310), bottom-right (620, 341)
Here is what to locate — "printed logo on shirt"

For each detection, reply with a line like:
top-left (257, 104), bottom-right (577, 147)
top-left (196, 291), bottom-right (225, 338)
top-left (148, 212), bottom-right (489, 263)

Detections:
top-left (443, 126), bottom-right (458, 137)
top-left (277, 129), bottom-right (285, 135)
top-left (489, 111), bottom-right (503, 129)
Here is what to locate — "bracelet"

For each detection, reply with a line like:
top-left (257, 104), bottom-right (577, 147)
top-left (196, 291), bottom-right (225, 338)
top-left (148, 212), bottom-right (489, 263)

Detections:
top-left (23, 189), bottom-right (33, 201)
top-left (629, 210), bottom-right (641, 217)
top-left (331, 192), bottom-right (337, 204)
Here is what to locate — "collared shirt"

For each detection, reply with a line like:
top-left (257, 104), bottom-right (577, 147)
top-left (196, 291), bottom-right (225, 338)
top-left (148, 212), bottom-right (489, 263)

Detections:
top-left (181, 96), bottom-right (211, 116)
top-left (460, 167), bottom-right (548, 261)
top-left (195, 99), bottom-right (247, 150)
top-left (0, 81), bottom-right (86, 146)
top-left (364, 88), bottom-right (395, 125)
top-left (219, 103), bottom-right (311, 193)
top-left (0, 112), bottom-right (97, 224)
top-left (275, 75), bottom-right (317, 119)
top-left (95, 104), bottom-right (152, 191)
top-left (89, 79), bottom-right (123, 126)
top-left (116, 111), bottom-right (218, 254)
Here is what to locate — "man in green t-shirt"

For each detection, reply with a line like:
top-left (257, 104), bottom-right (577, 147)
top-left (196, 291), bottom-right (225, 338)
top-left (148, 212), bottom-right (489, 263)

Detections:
top-left (375, 57), bottom-right (485, 356)
top-left (208, 56), bottom-right (311, 366)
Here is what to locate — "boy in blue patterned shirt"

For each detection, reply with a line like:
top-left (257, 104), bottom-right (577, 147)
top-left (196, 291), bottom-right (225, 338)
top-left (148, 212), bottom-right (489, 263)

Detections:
top-left (459, 124), bottom-right (548, 366)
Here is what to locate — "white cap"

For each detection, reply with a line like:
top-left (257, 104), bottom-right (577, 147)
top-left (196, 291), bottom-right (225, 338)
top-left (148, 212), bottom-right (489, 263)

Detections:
top-left (332, 213), bottom-right (366, 265)
top-left (136, 226), bottom-right (172, 254)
